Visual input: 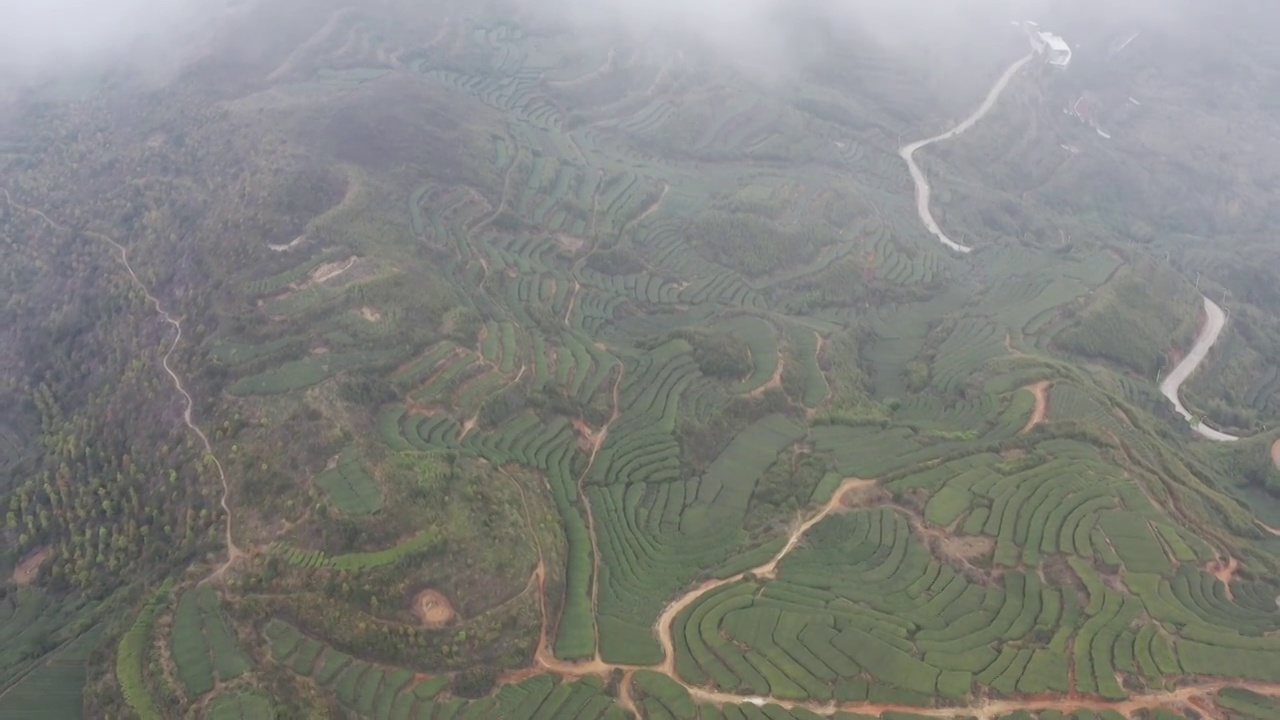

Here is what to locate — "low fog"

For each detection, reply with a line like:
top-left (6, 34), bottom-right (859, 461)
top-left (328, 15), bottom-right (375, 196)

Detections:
top-left (544, 0), bottom-right (1197, 68)
top-left (0, 0), bottom-right (232, 84)
top-left (0, 0), bottom-right (1216, 88)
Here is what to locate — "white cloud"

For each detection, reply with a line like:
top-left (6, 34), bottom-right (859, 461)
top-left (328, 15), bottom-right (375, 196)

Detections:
top-left (0, 0), bottom-right (221, 82)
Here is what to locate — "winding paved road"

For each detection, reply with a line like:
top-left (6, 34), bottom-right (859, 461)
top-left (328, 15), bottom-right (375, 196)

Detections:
top-left (1160, 296), bottom-right (1239, 442)
top-left (898, 54), bottom-right (1034, 254)
top-left (896, 55), bottom-right (1239, 444)
top-left (3, 43), bottom-right (1254, 715)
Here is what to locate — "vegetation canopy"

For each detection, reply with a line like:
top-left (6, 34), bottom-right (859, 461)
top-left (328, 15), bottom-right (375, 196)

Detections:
top-left (2, 1), bottom-right (1280, 719)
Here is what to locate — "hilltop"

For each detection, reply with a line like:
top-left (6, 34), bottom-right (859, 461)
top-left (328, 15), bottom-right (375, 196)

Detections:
top-left (3, 1), bottom-right (1280, 719)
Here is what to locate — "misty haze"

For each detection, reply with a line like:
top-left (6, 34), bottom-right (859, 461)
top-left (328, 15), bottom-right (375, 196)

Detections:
top-left (3, 1), bottom-right (1280, 718)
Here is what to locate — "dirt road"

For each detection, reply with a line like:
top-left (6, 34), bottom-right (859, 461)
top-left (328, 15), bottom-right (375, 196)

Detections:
top-left (1021, 381), bottom-right (1050, 434)
top-left (652, 478), bottom-right (874, 675)
top-left (2, 188), bottom-right (244, 581)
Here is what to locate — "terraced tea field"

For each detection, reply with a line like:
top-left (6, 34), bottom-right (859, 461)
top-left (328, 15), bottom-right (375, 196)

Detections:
top-left (6, 2), bottom-right (1277, 719)
top-left (157, 7), bottom-right (1280, 718)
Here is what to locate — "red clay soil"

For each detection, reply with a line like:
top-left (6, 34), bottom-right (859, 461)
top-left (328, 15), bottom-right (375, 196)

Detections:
top-left (405, 401), bottom-right (447, 416)
top-left (1206, 557), bottom-right (1239, 600)
top-left (1021, 381), bottom-right (1051, 434)
top-left (748, 351), bottom-right (786, 398)
top-left (412, 589), bottom-right (456, 628)
top-left (12, 547), bottom-right (51, 586)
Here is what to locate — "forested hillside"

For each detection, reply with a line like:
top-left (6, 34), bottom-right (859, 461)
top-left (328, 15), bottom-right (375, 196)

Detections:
top-left (3, 1), bottom-right (1280, 719)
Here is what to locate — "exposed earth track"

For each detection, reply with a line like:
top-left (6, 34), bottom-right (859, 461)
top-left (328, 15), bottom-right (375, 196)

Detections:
top-left (576, 364), bottom-right (625, 662)
top-left (682, 679), bottom-right (1280, 720)
top-left (511, 47), bottom-right (1278, 716)
top-left (898, 51), bottom-right (1239, 445)
top-left (747, 348), bottom-right (786, 398)
top-left (11, 546), bottom-right (51, 586)
top-left (653, 477), bottom-right (874, 676)
top-left (1021, 381), bottom-right (1051, 434)
top-left (2, 188), bottom-right (244, 582)
top-left (6, 36), bottom-right (1266, 717)
top-left (1206, 556), bottom-right (1239, 600)
top-left (513, 469), bottom-right (1280, 717)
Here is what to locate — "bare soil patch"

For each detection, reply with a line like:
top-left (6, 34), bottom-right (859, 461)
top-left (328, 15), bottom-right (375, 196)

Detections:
top-left (310, 255), bottom-right (360, 284)
top-left (572, 418), bottom-right (599, 452)
top-left (555, 233), bottom-right (586, 252)
top-left (839, 480), bottom-right (883, 510)
top-left (749, 350), bottom-right (786, 398)
top-left (939, 536), bottom-right (995, 562)
top-left (1272, 438), bottom-right (1280, 470)
top-left (269, 235), bottom-right (308, 252)
top-left (360, 306), bottom-right (382, 322)
top-left (413, 589), bottom-right (456, 628)
top-left (1021, 381), bottom-right (1051, 434)
top-left (269, 256), bottom-right (365, 303)
top-left (12, 546), bottom-right (51, 585)
top-left (458, 415), bottom-right (478, 442)
top-left (406, 402), bottom-right (448, 416)
top-left (1206, 556), bottom-right (1239, 599)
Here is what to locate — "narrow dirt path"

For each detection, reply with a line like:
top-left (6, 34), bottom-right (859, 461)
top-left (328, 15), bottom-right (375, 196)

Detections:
top-left (564, 279), bottom-right (581, 326)
top-left (898, 54), bottom-right (1033, 253)
top-left (1021, 381), bottom-right (1051, 434)
top-left (653, 477), bottom-right (874, 676)
top-left (813, 330), bottom-right (832, 403)
top-left (748, 349), bottom-right (786, 398)
top-left (500, 466), bottom-right (575, 683)
top-left (474, 135), bottom-right (520, 235)
top-left (499, 465), bottom-right (556, 649)
top-left (1004, 331), bottom-right (1026, 357)
top-left (509, 464), bottom-right (1280, 718)
top-left (576, 364), bottom-right (625, 662)
top-left (682, 680), bottom-right (1280, 720)
top-left (627, 182), bottom-right (669, 230)
top-left (307, 255), bottom-right (359, 285)
top-left (569, 175), bottom-right (606, 276)
top-left (617, 670), bottom-right (639, 717)
top-left (459, 140), bottom-right (520, 325)
top-left (2, 188), bottom-right (244, 581)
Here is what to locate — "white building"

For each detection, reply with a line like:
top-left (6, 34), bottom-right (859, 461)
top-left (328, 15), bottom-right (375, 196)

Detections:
top-left (1040, 32), bottom-right (1072, 68)
top-left (1022, 22), bottom-right (1072, 69)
